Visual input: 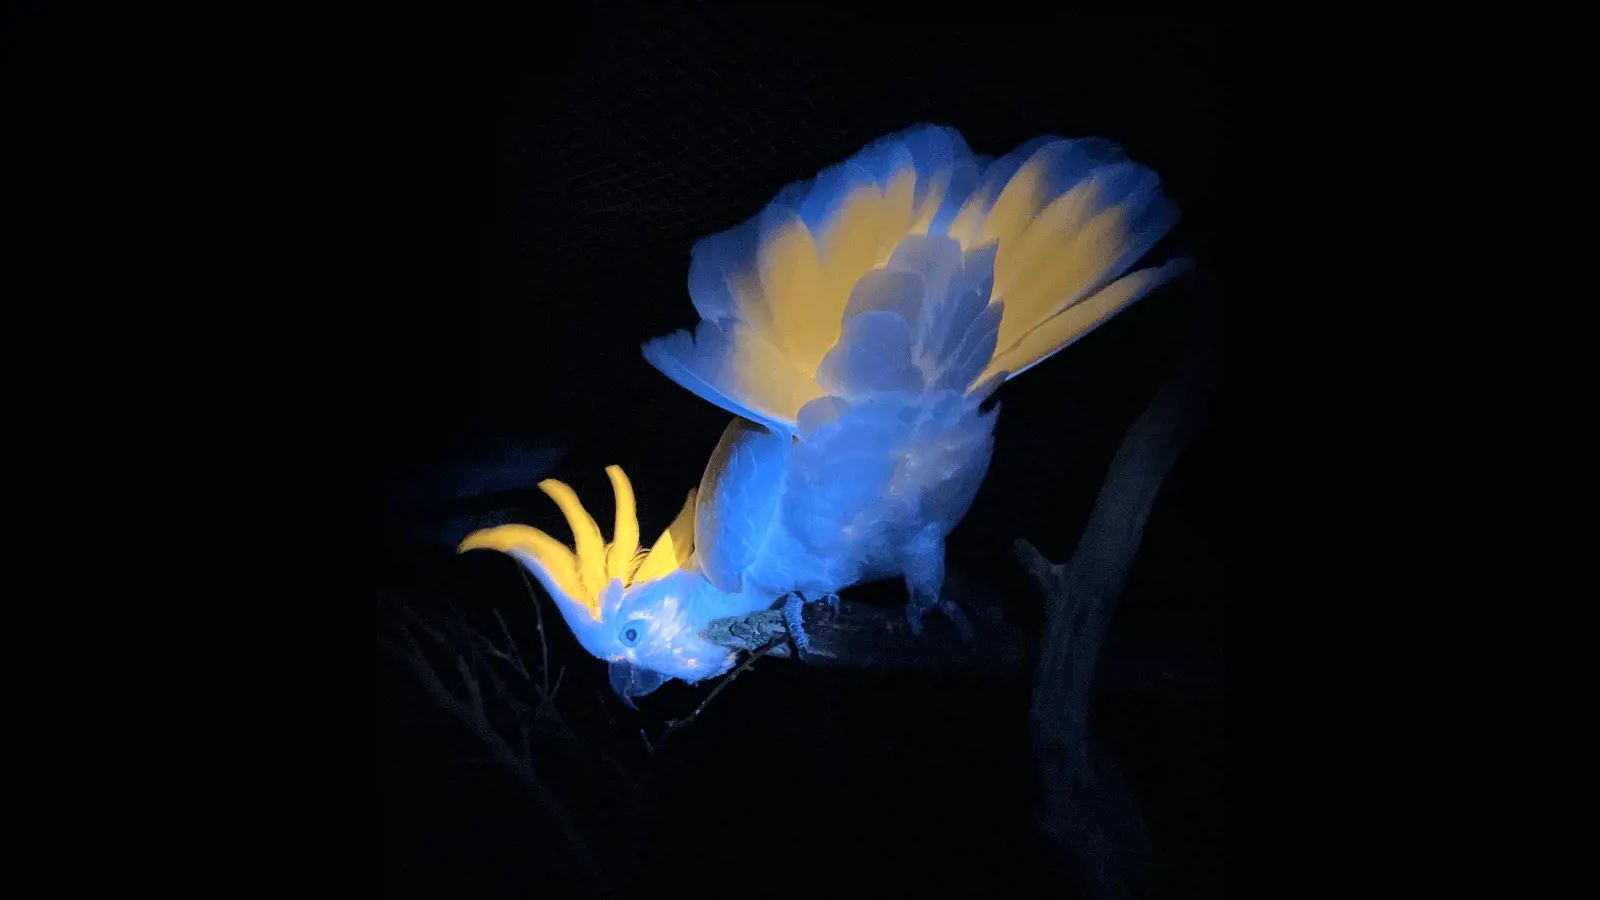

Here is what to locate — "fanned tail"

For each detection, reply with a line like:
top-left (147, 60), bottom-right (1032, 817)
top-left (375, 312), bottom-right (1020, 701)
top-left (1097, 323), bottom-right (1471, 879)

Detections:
top-left (642, 124), bottom-right (1185, 431)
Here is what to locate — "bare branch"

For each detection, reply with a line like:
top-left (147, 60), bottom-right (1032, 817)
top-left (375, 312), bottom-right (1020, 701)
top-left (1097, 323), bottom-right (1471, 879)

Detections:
top-left (380, 599), bottom-right (613, 897)
top-left (700, 572), bottom-right (1029, 678)
top-left (493, 608), bottom-right (530, 680)
top-left (517, 567), bottom-right (553, 699)
top-left (698, 571), bottom-right (1217, 695)
top-left (1024, 275), bottom-right (1219, 899)
top-left (664, 635), bottom-right (789, 736)
top-left (456, 655), bottom-right (484, 712)
top-left (550, 666), bottom-right (566, 702)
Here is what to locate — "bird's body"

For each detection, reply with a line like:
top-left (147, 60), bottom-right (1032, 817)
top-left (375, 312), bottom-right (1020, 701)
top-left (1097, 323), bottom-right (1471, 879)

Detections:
top-left (462, 124), bottom-right (1186, 702)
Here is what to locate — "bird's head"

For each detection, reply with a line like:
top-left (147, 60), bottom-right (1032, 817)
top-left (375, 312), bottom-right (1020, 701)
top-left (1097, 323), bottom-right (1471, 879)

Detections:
top-left (459, 466), bottom-right (736, 706)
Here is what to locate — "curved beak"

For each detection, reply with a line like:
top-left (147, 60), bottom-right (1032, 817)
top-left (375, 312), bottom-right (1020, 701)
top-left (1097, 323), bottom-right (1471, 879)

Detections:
top-left (608, 660), bottom-right (668, 710)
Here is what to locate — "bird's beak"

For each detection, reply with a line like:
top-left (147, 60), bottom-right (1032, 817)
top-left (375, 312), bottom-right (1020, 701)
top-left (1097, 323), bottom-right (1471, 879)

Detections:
top-left (608, 660), bottom-right (668, 710)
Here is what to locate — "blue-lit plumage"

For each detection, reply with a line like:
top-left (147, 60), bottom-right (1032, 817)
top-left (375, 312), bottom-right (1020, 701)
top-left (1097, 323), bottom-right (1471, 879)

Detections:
top-left (463, 124), bottom-right (1187, 702)
top-left (693, 417), bottom-right (789, 594)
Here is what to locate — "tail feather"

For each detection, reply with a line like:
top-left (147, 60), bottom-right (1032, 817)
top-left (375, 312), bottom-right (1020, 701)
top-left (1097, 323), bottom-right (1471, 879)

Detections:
top-left (988, 159), bottom-right (1179, 354)
top-left (818, 309), bottom-right (923, 399)
top-left (643, 125), bottom-right (1182, 430)
top-left (986, 258), bottom-right (1192, 381)
top-left (924, 242), bottom-right (997, 367)
top-left (840, 267), bottom-right (927, 340)
top-left (881, 235), bottom-right (963, 330)
top-left (685, 216), bottom-right (762, 325)
top-left (931, 300), bottom-right (1003, 395)
top-left (640, 319), bottom-right (820, 433)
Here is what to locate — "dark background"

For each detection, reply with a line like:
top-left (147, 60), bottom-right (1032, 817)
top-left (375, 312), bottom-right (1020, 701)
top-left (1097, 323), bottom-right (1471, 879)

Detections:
top-left (377, 3), bottom-right (1226, 897)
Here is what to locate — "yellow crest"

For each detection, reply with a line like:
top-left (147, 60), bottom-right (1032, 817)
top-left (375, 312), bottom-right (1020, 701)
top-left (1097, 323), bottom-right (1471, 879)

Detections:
top-left (458, 466), bottom-right (696, 621)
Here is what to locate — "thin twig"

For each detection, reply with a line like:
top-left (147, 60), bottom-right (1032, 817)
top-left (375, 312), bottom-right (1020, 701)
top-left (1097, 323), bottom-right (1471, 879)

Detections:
top-left (517, 567), bottom-right (553, 698)
top-left (488, 608), bottom-right (531, 681)
top-left (381, 601), bottom-right (612, 897)
top-left (663, 635), bottom-right (789, 736)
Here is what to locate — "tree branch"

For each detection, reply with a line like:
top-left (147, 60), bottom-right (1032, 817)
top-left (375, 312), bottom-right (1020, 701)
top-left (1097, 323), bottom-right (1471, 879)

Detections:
top-left (380, 597), bottom-right (615, 898)
top-left (1023, 273), bottom-right (1219, 898)
top-left (700, 572), bottom-right (1029, 677)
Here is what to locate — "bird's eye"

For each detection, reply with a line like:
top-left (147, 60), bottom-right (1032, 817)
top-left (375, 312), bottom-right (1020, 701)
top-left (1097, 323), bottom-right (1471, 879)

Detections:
top-left (620, 621), bottom-right (644, 647)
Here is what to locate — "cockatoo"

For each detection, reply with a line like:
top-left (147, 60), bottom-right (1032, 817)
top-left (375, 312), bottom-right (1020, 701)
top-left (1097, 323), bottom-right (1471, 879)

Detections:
top-left (461, 124), bottom-right (1186, 704)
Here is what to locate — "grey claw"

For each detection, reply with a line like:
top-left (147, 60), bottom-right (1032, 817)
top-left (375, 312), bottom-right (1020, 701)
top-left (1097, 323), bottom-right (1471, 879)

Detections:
top-left (938, 599), bottom-right (976, 644)
top-left (783, 593), bottom-right (812, 661)
top-left (906, 598), bottom-right (974, 643)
